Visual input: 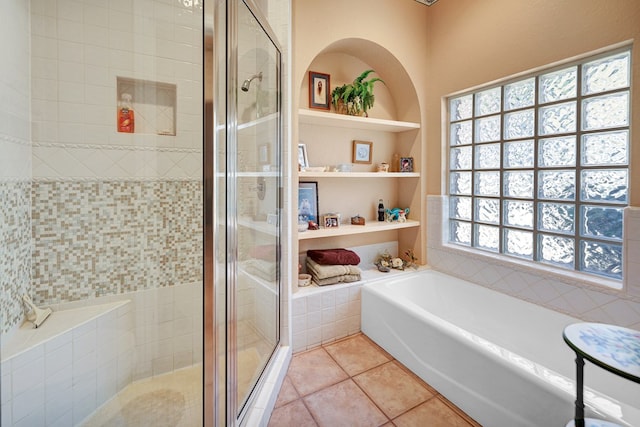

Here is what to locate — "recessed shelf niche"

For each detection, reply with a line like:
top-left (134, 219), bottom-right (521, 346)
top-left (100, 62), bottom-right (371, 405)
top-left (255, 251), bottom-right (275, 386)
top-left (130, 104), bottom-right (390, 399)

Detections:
top-left (116, 77), bottom-right (177, 136)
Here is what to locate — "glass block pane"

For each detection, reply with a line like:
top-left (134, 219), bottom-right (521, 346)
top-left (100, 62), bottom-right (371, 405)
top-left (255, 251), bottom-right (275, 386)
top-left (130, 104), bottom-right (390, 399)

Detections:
top-left (539, 136), bottom-right (576, 167)
top-left (450, 95), bottom-right (473, 121)
top-left (475, 115), bottom-right (501, 142)
top-left (504, 109), bottom-right (534, 140)
top-left (581, 205), bottom-right (623, 240)
top-left (582, 92), bottom-right (629, 131)
top-left (504, 140), bottom-right (534, 169)
top-left (450, 121), bottom-right (472, 146)
top-left (538, 170), bottom-right (575, 200)
top-left (582, 131), bottom-right (628, 166)
top-left (539, 66), bottom-right (577, 103)
top-left (450, 196), bottom-right (472, 221)
top-left (503, 200), bottom-right (533, 228)
top-left (581, 169), bottom-right (627, 204)
top-left (475, 198), bottom-right (500, 224)
top-left (504, 171), bottom-right (533, 199)
top-left (450, 221), bottom-right (471, 245)
top-left (538, 202), bottom-right (575, 234)
top-left (504, 78), bottom-right (535, 111)
top-left (583, 51), bottom-right (630, 95)
top-left (474, 224), bottom-right (499, 252)
top-left (475, 171), bottom-right (500, 196)
top-left (450, 146), bottom-right (472, 170)
top-left (539, 101), bottom-right (576, 135)
top-left (539, 234), bottom-right (574, 268)
top-left (580, 240), bottom-right (622, 279)
top-left (475, 143), bottom-right (500, 169)
top-left (475, 87), bottom-right (501, 116)
top-left (450, 172), bottom-right (472, 195)
top-left (505, 229), bottom-right (533, 259)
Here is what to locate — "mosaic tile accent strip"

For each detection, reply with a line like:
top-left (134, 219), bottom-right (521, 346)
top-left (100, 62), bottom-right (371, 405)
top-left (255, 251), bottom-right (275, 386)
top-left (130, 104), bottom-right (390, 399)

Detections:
top-left (0, 181), bottom-right (32, 335)
top-left (31, 180), bottom-right (203, 305)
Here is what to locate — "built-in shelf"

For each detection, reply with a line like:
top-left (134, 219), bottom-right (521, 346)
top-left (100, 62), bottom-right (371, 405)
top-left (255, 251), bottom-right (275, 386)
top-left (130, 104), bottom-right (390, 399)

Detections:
top-left (298, 109), bottom-right (420, 133)
top-left (117, 77), bottom-right (176, 135)
top-left (299, 171), bottom-right (419, 178)
top-left (298, 219), bottom-right (419, 240)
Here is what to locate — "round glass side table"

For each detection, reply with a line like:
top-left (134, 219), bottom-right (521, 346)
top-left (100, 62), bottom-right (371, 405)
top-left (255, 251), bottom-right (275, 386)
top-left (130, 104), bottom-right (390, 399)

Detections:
top-left (563, 322), bottom-right (640, 427)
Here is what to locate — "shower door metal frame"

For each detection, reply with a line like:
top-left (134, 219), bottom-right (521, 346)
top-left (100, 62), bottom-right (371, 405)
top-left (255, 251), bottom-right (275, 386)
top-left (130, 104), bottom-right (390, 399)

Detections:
top-left (204, 0), bottom-right (283, 425)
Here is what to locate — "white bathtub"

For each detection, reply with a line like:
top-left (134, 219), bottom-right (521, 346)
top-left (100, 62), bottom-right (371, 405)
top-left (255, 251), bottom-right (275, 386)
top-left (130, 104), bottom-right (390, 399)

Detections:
top-left (361, 269), bottom-right (640, 427)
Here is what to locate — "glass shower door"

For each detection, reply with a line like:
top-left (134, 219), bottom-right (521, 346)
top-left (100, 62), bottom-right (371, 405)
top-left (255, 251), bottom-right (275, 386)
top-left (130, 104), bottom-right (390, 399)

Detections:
top-left (233, 0), bottom-right (281, 418)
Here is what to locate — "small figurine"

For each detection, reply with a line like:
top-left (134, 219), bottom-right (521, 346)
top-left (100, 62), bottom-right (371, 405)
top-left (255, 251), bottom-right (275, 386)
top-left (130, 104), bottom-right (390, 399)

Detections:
top-left (385, 207), bottom-right (410, 222)
top-left (308, 220), bottom-right (319, 230)
top-left (398, 210), bottom-right (407, 223)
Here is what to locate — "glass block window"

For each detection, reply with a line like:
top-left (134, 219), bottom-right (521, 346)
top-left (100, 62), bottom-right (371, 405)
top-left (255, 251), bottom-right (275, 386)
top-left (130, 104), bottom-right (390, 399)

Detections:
top-left (447, 49), bottom-right (630, 281)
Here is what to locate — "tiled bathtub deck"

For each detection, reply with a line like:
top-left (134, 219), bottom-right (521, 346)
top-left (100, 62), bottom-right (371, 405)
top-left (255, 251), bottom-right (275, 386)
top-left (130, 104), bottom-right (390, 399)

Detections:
top-left (268, 333), bottom-right (480, 427)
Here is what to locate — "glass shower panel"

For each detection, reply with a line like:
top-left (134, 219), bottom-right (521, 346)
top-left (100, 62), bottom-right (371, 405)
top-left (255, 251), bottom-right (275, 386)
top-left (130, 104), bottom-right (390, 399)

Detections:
top-left (235, 0), bottom-right (281, 415)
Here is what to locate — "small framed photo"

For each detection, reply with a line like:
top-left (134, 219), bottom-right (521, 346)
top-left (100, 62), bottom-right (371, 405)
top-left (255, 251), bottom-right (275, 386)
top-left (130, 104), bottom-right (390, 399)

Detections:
top-left (298, 181), bottom-right (319, 222)
top-left (309, 71), bottom-right (330, 110)
top-left (352, 140), bottom-right (373, 164)
top-left (400, 157), bottom-right (414, 172)
top-left (298, 143), bottom-right (309, 169)
top-left (322, 214), bottom-right (340, 228)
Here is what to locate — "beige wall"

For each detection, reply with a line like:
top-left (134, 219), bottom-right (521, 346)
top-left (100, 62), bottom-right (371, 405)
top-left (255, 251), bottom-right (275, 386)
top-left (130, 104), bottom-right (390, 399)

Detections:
top-left (426, 0), bottom-right (640, 205)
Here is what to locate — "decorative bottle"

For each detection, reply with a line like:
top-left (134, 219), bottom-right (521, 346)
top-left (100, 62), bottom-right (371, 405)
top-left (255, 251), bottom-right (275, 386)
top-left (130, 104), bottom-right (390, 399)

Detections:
top-left (377, 199), bottom-right (385, 222)
top-left (117, 93), bottom-right (135, 133)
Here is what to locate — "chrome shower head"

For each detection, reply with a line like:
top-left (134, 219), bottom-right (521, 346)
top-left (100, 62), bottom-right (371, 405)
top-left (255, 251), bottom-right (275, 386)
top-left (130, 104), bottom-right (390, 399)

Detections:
top-left (241, 72), bottom-right (263, 92)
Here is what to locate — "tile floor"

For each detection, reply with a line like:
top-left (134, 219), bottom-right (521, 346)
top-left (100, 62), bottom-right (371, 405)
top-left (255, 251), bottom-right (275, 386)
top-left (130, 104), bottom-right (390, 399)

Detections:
top-left (268, 333), bottom-right (481, 427)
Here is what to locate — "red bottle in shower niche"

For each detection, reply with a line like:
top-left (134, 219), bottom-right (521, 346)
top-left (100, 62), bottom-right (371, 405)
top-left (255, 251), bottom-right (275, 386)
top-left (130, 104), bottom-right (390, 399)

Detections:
top-left (117, 93), bottom-right (135, 133)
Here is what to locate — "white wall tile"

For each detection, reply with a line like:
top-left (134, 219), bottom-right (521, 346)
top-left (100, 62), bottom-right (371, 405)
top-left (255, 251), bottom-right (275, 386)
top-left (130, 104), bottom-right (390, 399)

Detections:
top-left (12, 382), bottom-right (45, 424)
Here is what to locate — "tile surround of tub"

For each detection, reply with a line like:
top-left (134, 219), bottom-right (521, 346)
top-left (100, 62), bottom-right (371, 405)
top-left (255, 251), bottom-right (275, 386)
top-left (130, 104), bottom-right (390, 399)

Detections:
top-left (292, 242), bottom-right (401, 353)
top-left (427, 195), bottom-right (640, 330)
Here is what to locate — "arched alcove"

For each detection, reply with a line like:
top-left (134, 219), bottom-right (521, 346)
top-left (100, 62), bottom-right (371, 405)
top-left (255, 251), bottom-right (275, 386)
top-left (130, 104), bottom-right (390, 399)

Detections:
top-left (297, 38), bottom-right (421, 124)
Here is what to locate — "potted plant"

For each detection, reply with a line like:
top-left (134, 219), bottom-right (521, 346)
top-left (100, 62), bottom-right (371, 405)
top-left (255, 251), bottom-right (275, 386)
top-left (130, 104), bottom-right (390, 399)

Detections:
top-left (331, 69), bottom-right (384, 117)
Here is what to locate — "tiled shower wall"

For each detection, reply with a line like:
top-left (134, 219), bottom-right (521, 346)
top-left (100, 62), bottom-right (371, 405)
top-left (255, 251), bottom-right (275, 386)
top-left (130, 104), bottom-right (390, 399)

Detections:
top-left (0, 0), bottom-right (32, 335)
top-left (31, 180), bottom-right (202, 305)
top-left (427, 195), bottom-right (640, 331)
top-left (27, 0), bottom-right (203, 305)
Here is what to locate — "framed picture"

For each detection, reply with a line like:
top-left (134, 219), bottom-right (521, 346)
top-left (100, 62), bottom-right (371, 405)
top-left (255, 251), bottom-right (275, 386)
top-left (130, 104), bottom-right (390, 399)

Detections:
top-left (298, 181), bottom-right (319, 222)
top-left (322, 214), bottom-right (340, 228)
top-left (309, 71), bottom-right (330, 110)
top-left (298, 143), bottom-right (309, 169)
top-left (352, 140), bottom-right (373, 164)
top-left (400, 157), bottom-right (414, 172)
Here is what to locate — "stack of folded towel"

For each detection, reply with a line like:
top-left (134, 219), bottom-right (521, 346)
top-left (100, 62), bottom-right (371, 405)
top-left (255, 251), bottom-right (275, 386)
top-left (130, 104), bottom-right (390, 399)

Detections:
top-left (306, 248), bottom-right (361, 286)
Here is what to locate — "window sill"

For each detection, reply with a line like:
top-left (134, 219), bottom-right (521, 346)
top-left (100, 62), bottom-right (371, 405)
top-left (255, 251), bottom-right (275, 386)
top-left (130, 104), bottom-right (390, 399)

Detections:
top-left (439, 242), bottom-right (623, 291)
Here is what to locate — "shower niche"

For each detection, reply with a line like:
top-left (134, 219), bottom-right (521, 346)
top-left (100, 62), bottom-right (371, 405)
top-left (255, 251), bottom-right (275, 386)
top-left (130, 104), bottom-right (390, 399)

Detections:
top-left (116, 77), bottom-right (177, 135)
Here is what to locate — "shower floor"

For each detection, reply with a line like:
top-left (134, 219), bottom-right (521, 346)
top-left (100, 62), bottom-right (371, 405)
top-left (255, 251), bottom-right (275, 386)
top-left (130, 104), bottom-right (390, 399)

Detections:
top-left (82, 320), bottom-right (272, 426)
top-left (82, 365), bottom-right (203, 427)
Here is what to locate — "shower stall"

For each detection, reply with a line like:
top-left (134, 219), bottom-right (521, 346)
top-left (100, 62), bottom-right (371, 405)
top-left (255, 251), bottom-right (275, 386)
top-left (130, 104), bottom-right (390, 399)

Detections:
top-left (1, 0), bottom-right (288, 425)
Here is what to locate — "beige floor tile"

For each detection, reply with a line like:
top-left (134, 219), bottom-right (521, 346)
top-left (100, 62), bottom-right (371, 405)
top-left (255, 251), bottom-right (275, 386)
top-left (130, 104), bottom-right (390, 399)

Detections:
top-left (304, 379), bottom-right (388, 427)
top-left (324, 334), bottom-right (391, 376)
top-left (354, 360), bottom-right (434, 419)
top-left (274, 376), bottom-right (299, 408)
top-left (287, 348), bottom-right (349, 396)
top-left (268, 399), bottom-right (318, 427)
top-left (392, 397), bottom-right (474, 427)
